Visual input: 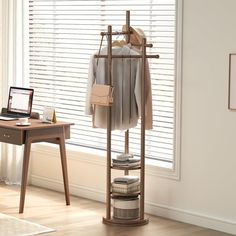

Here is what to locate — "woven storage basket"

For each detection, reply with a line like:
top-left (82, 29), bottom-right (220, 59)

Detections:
top-left (113, 198), bottom-right (139, 220)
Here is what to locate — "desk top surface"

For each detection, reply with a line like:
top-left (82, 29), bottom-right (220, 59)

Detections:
top-left (0, 119), bottom-right (73, 131)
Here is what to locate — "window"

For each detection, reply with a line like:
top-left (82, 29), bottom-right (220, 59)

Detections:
top-left (28, 0), bottom-right (181, 167)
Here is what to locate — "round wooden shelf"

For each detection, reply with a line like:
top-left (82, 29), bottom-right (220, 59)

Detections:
top-left (111, 165), bottom-right (141, 170)
top-left (111, 191), bottom-right (140, 198)
top-left (103, 217), bottom-right (149, 226)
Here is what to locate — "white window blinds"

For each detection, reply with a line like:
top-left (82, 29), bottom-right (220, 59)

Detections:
top-left (29, 0), bottom-right (176, 163)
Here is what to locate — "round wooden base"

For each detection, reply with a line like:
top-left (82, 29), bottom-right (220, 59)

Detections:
top-left (102, 217), bottom-right (149, 226)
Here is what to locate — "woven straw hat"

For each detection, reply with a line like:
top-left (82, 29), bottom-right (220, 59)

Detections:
top-left (122, 25), bottom-right (146, 48)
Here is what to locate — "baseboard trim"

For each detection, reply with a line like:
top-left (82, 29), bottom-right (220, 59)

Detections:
top-left (145, 202), bottom-right (236, 235)
top-left (30, 175), bottom-right (105, 203)
top-left (30, 175), bottom-right (236, 235)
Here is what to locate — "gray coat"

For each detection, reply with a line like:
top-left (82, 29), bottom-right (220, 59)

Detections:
top-left (85, 45), bottom-right (153, 131)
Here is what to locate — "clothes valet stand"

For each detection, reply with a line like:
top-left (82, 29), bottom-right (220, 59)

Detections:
top-left (94, 11), bottom-right (159, 226)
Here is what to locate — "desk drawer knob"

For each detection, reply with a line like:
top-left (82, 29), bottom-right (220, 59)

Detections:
top-left (3, 134), bottom-right (10, 138)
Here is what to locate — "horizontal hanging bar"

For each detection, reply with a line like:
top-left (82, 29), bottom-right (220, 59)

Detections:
top-left (94, 54), bottom-right (159, 59)
top-left (132, 43), bottom-right (153, 48)
top-left (100, 30), bottom-right (130, 36)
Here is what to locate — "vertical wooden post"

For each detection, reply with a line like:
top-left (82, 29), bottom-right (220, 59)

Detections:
top-left (124, 10), bottom-right (130, 176)
top-left (140, 37), bottom-right (147, 220)
top-left (124, 130), bottom-right (129, 175)
top-left (126, 11), bottom-right (131, 43)
top-left (106, 25), bottom-right (112, 220)
top-left (124, 130), bottom-right (129, 154)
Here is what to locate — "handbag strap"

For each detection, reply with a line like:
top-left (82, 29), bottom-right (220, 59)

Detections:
top-left (96, 34), bottom-right (113, 87)
top-left (92, 34), bottom-right (106, 127)
top-left (96, 34), bottom-right (104, 66)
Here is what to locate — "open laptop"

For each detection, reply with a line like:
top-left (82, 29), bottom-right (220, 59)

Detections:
top-left (0, 87), bottom-right (34, 120)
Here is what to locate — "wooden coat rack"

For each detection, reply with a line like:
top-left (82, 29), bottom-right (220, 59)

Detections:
top-left (94, 11), bottom-right (159, 226)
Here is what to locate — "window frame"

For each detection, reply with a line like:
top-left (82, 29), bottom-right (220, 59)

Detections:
top-left (24, 0), bottom-right (183, 179)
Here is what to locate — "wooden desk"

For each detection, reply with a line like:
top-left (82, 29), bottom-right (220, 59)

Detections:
top-left (0, 119), bottom-right (73, 213)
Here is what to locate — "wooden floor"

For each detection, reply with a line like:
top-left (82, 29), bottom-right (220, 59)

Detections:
top-left (0, 184), bottom-right (233, 236)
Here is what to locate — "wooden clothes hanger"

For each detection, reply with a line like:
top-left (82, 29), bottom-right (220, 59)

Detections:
top-left (112, 39), bottom-right (127, 47)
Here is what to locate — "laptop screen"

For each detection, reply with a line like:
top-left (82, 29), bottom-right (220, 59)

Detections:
top-left (7, 87), bottom-right (34, 116)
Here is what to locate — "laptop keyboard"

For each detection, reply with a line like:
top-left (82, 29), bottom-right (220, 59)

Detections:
top-left (1, 113), bottom-right (27, 118)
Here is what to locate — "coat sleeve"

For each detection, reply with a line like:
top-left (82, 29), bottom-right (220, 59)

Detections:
top-left (134, 57), bottom-right (153, 130)
top-left (85, 55), bottom-right (96, 115)
top-left (134, 57), bottom-right (142, 117)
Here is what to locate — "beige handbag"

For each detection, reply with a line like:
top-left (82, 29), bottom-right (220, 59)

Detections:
top-left (90, 84), bottom-right (114, 106)
top-left (90, 35), bottom-right (114, 107)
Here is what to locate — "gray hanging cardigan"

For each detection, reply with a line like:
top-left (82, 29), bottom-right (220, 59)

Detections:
top-left (85, 45), bottom-right (153, 131)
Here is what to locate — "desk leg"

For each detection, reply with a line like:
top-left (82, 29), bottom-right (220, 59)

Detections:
top-left (59, 132), bottom-right (70, 205)
top-left (19, 135), bottom-right (31, 213)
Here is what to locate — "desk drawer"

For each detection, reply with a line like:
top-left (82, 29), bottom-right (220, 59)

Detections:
top-left (0, 128), bottom-right (24, 145)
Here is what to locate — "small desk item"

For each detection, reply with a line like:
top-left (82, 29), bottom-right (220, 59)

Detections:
top-left (42, 106), bottom-right (57, 123)
top-left (0, 119), bottom-right (73, 213)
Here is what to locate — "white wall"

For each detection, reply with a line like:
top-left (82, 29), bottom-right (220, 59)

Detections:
top-left (0, 1), bottom-right (2, 97)
top-left (25, 0), bottom-right (236, 234)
